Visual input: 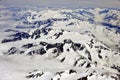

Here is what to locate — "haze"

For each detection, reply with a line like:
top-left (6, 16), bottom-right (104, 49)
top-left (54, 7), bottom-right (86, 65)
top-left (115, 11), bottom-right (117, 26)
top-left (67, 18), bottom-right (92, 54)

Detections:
top-left (0, 0), bottom-right (120, 8)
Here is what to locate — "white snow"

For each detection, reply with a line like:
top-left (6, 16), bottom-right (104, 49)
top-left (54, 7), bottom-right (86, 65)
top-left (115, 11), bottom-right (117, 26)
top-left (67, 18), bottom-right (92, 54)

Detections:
top-left (0, 8), bottom-right (120, 80)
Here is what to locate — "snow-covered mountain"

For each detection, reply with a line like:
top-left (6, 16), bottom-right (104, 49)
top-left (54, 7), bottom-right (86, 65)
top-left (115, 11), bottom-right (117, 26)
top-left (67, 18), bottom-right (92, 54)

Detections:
top-left (0, 8), bottom-right (120, 80)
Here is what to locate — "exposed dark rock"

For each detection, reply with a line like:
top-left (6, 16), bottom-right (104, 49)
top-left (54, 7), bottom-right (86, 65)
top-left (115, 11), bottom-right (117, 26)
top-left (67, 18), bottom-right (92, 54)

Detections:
top-left (66, 22), bottom-right (74, 26)
top-left (46, 43), bottom-right (64, 53)
top-left (7, 32), bottom-right (30, 39)
top-left (26, 70), bottom-right (44, 79)
top-left (90, 39), bottom-right (94, 44)
top-left (31, 29), bottom-right (41, 39)
top-left (7, 47), bottom-right (18, 55)
top-left (41, 28), bottom-right (50, 35)
top-left (55, 43), bottom-right (64, 53)
top-left (98, 50), bottom-right (101, 53)
top-left (29, 69), bottom-right (38, 74)
top-left (27, 51), bottom-right (36, 55)
top-left (26, 48), bottom-right (46, 55)
top-left (1, 39), bottom-right (16, 43)
top-left (64, 39), bottom-right (73, 44)
top-left (36, 48), bottom-right (46, 55)
top-left (85, 50), bottom-right (92, 61)
top-left (35, 35), bottom-right (40, 39)
top-left (73, 58), bottom-right (81, 66)
top-left (56, 71), bottom-right (65, 77)
top-left (67, 49), bottom-right (70, 52)
top-left (44, 19), bottom-right (54, 27)
top-left (20, 51), bottom-right (25, 54)
top-left (74, 61), bottom-right (78, 66)
top-left (87, 43), bottom-right (93, 48)
top-left (69, 69), bottom-right (77, 74)
top-left (80, 61), bottom-right (86, 67)
top-left (26, 74), bottom-right (35, 78)
top-left (1, 37), bottom-right (22, 43)
top-left (114, 53), bottom-right (118, 55)
top-left (40, 42), bottom-right (48, 46)
top-left (46, 44), bottom-right (56, 50)
top-left (111, 65), bottom-right (120, 72)
top-left (89, 73), bottom-right (93, 76)
top-left (49, 28), bottom-right (53, 31)
top-left (72, 43), bottom-right (81, 51)
top-left (79, 45), bottom-right (85, 51)
top-left (51, 78), bottom-right (53, 80)
top-left (36, 73), bottom-right (41, 77)
top-left (77, 76), bottom-right (87, 80)
top-left (4, 29), bottom-right (19, 32)
top-left (101, 74), bottom-right (104, 76)
top-left (111, 76), bottom-right (118, 80)
top-left (88, 39), bottom-right (95, 48)
top-left (57, 78), bottom-right (60, 80)
top-left (14, 32), bottom-right (30, 39)
top-left (98, 53), bottom-right (102, 59)
top-left (94, 61), bottom-right (97, 67)
top-left (91, 34), bottom-right (95, 38)
top-left (22, 43), bottom-right (33, 49)
top-left (53, 31), bottom-right (63, 39)
top-left (1, 32), bottom-right (30, 43)
top-left (95, 46), bottom-right (109, 50)
top-left (86, 63), bottom-right (91, 68)
top-left (52, 49), bottom-right (58, 53)
top-left (60, 57), bottom-right (65, 62)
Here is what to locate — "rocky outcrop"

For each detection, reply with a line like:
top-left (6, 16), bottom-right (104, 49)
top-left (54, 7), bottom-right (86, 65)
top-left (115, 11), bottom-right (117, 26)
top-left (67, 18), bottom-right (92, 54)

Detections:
top-left (22, 43), bottom-right (34, 49)
top-left (4, 47), bottom-right (18, 55)
top-left (26, 70), bottom-right (44, 78)
top-left (1, 32), bottom-right (30, 43)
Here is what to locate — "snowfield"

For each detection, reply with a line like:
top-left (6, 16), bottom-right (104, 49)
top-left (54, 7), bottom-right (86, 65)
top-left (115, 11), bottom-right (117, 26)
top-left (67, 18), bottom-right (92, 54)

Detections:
top-left (0, 7), bottom-right (120, 80)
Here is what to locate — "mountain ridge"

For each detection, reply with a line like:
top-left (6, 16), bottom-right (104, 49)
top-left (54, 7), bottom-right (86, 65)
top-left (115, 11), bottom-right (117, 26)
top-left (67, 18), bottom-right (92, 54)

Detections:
top-left (0, 8), bottom-right (120, 80)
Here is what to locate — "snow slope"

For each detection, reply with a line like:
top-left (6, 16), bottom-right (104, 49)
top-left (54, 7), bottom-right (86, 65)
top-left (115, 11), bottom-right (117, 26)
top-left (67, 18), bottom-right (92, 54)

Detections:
top-left (0, 8), bottom-right (120, 80)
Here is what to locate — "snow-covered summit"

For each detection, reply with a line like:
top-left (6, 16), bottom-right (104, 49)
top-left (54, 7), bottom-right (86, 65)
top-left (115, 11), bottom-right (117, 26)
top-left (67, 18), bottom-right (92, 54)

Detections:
top-left (0, 8), bottom-right (120, 80)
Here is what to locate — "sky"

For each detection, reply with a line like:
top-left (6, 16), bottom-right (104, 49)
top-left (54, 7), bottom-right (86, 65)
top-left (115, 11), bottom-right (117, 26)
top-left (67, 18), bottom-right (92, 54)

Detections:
top-left (0, 0), bottom-right (120, 9)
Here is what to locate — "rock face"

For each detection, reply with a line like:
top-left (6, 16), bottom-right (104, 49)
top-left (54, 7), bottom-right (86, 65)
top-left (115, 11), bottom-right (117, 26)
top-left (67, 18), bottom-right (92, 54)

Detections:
top-left (1, 32), bottom-right (30, 43)
top-left (22, 43), bottom-right (34, 49)
top-left (1, 29), bottom-right (120, 80)
top-left (26, 70), bottom-right (44, 78)
top-left (4, 47), bottom-right (18, 55)
top-left (25, 69), bottom-right (120, 80)
top-left (3, 38), bottom-right (119, 70)
top-left (77, 76), bottom-right (87, 80)
top-left (2, 27), bottom-right (120, 80)
top-left (4, 39), bottom-right (89, 56)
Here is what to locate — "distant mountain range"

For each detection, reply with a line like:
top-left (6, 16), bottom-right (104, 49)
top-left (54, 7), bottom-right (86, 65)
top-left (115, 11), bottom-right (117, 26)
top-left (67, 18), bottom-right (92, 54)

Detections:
top-left (0, 8), bottom-right (120, 80)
